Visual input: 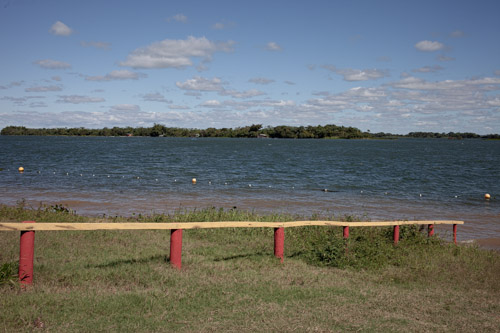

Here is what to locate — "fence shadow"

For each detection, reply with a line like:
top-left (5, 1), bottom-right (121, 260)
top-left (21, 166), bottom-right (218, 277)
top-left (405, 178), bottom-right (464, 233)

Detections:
top-left (85, 254), bottom-right (167, 269)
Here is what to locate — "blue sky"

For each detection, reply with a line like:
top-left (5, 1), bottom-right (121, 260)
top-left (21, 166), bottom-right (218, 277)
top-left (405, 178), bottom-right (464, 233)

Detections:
top-left (1, 0), bottom-right (499, 134)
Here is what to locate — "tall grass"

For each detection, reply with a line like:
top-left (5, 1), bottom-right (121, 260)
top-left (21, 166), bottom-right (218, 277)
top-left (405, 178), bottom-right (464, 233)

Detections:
top-left (1, 204), bottom-right (499, 332)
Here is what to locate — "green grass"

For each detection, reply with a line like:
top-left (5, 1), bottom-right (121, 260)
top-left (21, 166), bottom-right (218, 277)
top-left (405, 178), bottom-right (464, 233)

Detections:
top-left (1, 204), bottom-right (499, 332)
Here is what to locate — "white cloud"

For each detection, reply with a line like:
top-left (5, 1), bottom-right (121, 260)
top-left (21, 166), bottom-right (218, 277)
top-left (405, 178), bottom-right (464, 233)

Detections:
top-left (34, 59), bottom-right (71, 69)
top-left (167, 14), bottom-right (187, 23)
top-left (142, 93), bottom-right (172, 103)
top-left (176, 76), bottom-right (224, 91)
top-left (415, 40), bottom-right (445, 52)
top-left (200, 100), bottom-right (222, 107)
top-left (412, 65), bottom-right (444, 73)
top-left (25, 85), bottom-right (62, 92)
top-left (437, 54), bottom-right (455, 61)
top-left (169, 104), bottom-right (190, 110)
top-left (337, 68), bottom-right (388, 81)
top-left (266, 42), bottom-right (282, 51)
top-left (0, 81), bottom-right (24, 89)
top-left (323, 66), bottom-right (388, 81)
top-left (262, 100), bottom-right (296, 107)
top-left (176, 76), bottom-right (265, 98)
top-left (1, 95), bottom-right (45, 106)
top-left (219, 89), bottom-right (266, 99)
top-left (49, 21), bottom-right (73, 36)
top-left (120, 36), bottom-right (234, 69)
top-left (85, 70), bottom-right (147, 81)
top-left (450, 30), bottom-right (465, 38)
top-left (56, 95), bottom-right (105, 104)
top-left (110, 104), bottom-right (141, 112)
top-left (80, 41), bottom-right (111, 49)
top-left (212, 22), bottom-right (225, 30)
top-left (249, 77), bottom-right (275, 85)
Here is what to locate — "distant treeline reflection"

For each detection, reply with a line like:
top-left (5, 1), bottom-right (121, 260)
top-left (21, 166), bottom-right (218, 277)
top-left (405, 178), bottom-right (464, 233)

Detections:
top-left (1, 124), bottom-right (498, 139)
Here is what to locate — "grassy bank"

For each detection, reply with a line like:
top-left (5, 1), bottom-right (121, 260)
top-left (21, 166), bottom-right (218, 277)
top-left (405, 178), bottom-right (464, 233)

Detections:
top-left (1, 204), bottom-right (499, 332)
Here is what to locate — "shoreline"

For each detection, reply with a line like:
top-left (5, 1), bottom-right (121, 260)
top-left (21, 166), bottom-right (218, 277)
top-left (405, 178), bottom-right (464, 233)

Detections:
top-left (2, 198), bottom-right (499, 252)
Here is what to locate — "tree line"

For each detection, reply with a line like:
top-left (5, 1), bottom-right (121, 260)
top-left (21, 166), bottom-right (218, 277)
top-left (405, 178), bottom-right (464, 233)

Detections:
top-left (1, 124), bottom-right (498, 140)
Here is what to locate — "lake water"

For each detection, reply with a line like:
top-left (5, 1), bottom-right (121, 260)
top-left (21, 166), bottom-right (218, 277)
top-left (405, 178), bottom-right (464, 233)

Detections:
top-left (1, 136), bottom-right (499, 246)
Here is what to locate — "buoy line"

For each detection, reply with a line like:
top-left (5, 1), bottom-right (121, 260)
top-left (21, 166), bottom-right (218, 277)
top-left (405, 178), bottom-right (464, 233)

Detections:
top-left (12, 169), bottom-right (494, 200)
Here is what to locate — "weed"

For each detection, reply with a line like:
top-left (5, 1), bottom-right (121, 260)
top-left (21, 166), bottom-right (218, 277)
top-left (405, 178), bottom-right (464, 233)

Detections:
top-left (0, 262), bottom-right (17, 285)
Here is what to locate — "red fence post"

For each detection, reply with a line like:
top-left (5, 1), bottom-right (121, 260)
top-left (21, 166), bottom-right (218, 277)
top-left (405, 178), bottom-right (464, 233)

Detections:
top-left (343, 226), bottom-right (349, 239)
top-left (274, 227), bottom-right (284, 263)
top-left (428, 224), bottom-right (434, 237)
top-left (393, 225), bottom-right (400, 245)
top-left (170, 229), bottom-right (183, 269)
top-left (453, 224), bottom-right (457, 245)
top-left (343, 226), bottom-right (349, 254)
top-left (19, 221), bottom-right (36, 286)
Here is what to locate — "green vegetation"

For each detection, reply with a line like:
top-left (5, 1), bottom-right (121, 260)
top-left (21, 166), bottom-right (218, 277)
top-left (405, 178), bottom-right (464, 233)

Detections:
top-left (2, 124), bottom-right (498, 139)
top-left (1, 204), bottom-right (499, 332)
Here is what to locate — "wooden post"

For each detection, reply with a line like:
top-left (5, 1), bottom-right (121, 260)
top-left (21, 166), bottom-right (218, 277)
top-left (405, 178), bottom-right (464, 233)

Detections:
top-left (428, 224), bottom-right (434, 237)
top-left (343, 226), bottom-right (349, 239)
top-left (453, 224), bottom-right (457, 245)
top-left (170, 229), bottom-right (183, 269)
top-left (393, 225), bottom-right (400, 245)
top-left (343, 226), bottom-right (349, 253)
top-left (274, 227), bottom-right (284, 263)
top-left (19, 221), bottom-right (36, 286)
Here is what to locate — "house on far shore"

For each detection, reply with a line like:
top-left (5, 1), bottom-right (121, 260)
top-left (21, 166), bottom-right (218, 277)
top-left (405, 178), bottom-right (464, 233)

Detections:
top-left (258, 133), bottom-right (269, 138)
top-left (126, 133), bottom-right (133, 137)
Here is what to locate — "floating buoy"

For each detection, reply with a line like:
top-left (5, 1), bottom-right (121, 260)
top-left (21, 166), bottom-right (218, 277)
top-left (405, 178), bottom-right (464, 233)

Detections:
top-left (485, 193), bottom-right (491, 200)
top-left (192, 178), bottom-right (197, 184)
top-left (18, 167), bottom-right (24, 173)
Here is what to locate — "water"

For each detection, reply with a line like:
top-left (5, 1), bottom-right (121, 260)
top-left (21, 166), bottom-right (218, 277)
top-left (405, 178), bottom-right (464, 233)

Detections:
top-left (1, 136), bottom-right (499, 244)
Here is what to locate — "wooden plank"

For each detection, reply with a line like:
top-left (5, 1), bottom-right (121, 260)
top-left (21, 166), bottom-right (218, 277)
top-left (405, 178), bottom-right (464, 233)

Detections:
top-left (0, 220), bottom-right (464, 231)
top-left (285, 220), bottom-right (464, 227)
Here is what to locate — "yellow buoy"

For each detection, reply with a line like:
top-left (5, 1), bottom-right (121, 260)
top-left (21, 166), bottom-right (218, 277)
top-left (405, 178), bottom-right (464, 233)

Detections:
top-left (18, 167), bottom-right (24, 173)
top-left (192, 178), bottom-right (197, 184)
top-left (485, 193), bottom-right (491, 200)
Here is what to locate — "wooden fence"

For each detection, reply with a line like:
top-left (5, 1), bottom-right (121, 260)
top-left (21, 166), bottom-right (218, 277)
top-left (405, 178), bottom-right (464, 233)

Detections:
top-left (0, 220), bottom-right (464, 286)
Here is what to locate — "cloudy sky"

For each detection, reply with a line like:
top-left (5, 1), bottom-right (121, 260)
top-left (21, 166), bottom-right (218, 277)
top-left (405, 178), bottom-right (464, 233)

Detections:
top-left (1, 0), bottom-right (499, 134)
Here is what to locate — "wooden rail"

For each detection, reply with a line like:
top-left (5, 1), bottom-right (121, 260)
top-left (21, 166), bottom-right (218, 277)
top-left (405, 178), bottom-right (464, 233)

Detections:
top-left (0, 220), bottom-right (463, 231)
top-left (1, 220), bottom-right (464, 286)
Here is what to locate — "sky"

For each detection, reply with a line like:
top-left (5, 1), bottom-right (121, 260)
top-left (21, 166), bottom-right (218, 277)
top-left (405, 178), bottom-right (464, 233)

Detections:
top-left (1, 0), bottom-right (499, 134)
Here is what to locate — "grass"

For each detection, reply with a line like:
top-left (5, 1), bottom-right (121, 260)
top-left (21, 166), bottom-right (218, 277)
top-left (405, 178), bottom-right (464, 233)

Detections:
top-left (1, 203), bottom-right (499, 332)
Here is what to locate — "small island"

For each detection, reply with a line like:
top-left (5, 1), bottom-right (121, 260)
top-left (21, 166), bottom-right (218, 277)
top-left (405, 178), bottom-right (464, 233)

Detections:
top-left (1, 124), bottom-right (499, 139)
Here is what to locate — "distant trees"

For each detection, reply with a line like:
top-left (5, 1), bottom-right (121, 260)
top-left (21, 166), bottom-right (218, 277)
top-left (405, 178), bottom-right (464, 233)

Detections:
top-left (1, 124), bottom-right (496, 139)
top-left (407, 132), bottom-right (481, 139)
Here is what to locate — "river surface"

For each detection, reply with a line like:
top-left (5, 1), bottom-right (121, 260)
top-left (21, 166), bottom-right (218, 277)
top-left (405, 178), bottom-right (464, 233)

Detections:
top-left (1, 136), bottom-right (499, 247)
